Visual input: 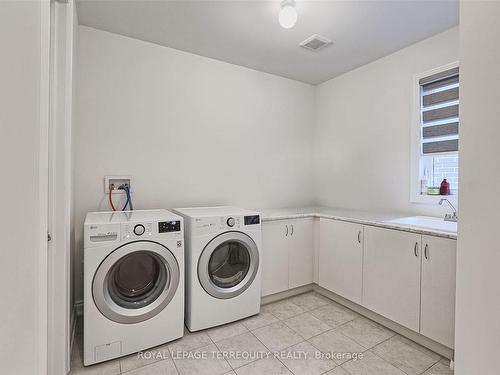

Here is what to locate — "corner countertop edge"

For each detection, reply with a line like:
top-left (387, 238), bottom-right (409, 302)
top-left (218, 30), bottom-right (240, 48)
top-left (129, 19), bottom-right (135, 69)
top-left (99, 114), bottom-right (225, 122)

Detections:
top-left (258, 206), bottom-right (457, 240)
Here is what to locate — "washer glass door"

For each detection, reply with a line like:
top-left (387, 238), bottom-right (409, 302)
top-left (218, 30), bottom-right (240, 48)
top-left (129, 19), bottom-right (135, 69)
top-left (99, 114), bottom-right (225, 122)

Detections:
top-left (198, 232), bottom-right (259, 299)
top-left (93, 241), bottom-right (180, 324)
top-left (108, 251), bottom-right (164, 309)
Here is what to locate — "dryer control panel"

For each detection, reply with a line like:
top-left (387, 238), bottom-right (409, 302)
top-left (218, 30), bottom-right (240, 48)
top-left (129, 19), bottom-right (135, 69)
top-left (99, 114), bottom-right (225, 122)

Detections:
top-left (221, 216), bottom-right (241, 229)
top-left (193, 214), bottom-right (261, 235)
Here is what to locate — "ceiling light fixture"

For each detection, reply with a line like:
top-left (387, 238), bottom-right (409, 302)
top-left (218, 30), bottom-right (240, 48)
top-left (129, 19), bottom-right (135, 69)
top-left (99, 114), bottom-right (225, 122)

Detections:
top-left (279, 0), bottom-right (297, 29)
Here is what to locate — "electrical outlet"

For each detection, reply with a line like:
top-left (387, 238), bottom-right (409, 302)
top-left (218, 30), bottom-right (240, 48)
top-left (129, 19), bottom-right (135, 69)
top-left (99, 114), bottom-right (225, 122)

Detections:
top-left (104, 176), bottom-right (132, 194)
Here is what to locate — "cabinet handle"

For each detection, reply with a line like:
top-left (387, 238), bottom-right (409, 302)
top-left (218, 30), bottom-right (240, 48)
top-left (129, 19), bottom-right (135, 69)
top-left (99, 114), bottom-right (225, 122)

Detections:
top-left (285, 225), bottom-right (288, 237)
top-left (357, 230), bottom-right (362, 244)
top-left (414, 242), bottom-right (419, 257)
top-left (424, 244), bottom-right (429, 260)
top-left (291, 224), bottom-right (294, 236)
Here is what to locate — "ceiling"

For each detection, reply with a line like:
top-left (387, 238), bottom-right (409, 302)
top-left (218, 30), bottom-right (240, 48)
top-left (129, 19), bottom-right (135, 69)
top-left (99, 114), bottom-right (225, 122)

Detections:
top-left (76, 0), bottom-right (459, 85)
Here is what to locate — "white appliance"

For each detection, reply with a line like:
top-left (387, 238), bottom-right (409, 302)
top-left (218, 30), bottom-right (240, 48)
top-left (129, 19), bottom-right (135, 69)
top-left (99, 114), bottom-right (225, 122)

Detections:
top-left (174, 206), bottom-right (262, 332)
top-left (83, 210), bottom-right (184, 366)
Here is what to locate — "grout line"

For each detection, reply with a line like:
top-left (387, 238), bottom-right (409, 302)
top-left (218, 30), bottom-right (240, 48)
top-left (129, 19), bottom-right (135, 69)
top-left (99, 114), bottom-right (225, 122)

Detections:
top-left (212, 333), bottom-right (260, 371)
top-left (210, 335), bottom-right (237, 373)
top-left (212, 329), bottom-right (251, 345)
top-left (250, 324), bottom-right (301, 353)
top-left (338, 364), bottom-right (355, 375)
top-left (170, 350), bottom-right (181, 375)
top-left (368, 347), bottom-right (413, 375)
top-left (371, 332), bottom-right (397, 348)
top-left (304, 326), bottom-right (336, 343)
top-left (364, 336), bottom-right (444, 375)
top-left (319, 365), bottom-right (344, 375)
top-left (299, 317), bottom-right (398, 373)
top-left (273, 351), bottom-right (296, 375)
top-left (205, 329), bottom-right (234, 374)
top-left (418, 361), bottom-right (438, 375)
top-left (372, 334), bottom-right (443, 372)
top-left (335, 319), bottom-right (397, 349)
top-left (271, 341), bottom-right (308, 375)
top-left (120, 358), bottom-right (177, 375)
top-left (245, 329), bottom-right (299, 374)
top-left (280, 311), bottom-right (333, 340)
top-left (395, 335), bottom-right (444, 362)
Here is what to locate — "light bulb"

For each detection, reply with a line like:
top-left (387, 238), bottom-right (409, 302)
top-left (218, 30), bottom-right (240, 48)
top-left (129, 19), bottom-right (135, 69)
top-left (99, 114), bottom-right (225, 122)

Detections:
top-left (279, 2), bottom-right (297, 29)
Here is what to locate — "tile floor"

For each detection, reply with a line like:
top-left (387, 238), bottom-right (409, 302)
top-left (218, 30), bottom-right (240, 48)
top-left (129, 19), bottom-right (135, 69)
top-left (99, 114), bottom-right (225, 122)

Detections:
top-left (71, 292), bottom-right (453, 375)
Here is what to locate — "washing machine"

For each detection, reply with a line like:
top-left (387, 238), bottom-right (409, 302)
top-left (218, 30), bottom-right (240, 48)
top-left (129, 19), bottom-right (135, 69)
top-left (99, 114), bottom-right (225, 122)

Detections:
top-left (83, 209), bottom-right (184, 366)
top-left (173, 206), bottom-right (261, 332)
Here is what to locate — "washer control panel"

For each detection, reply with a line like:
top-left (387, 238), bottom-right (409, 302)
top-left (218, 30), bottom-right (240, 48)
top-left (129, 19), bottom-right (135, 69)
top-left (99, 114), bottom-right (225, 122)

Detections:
top-left (133, 224), bottom-right (145, 235)
top-left (123, 222), bottom-right (153, 239)
top-left (158, 220), bottom-right (181, 233)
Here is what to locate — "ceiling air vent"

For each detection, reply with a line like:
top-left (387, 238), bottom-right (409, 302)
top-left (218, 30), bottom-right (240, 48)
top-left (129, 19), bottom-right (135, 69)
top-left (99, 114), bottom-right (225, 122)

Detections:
top-left (299, 34), bottom-right (332, 52)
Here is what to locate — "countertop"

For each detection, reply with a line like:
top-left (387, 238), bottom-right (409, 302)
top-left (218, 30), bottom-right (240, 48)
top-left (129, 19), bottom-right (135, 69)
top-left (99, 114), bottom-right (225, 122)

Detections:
top-left (258, 206), bottom-right (457, 240)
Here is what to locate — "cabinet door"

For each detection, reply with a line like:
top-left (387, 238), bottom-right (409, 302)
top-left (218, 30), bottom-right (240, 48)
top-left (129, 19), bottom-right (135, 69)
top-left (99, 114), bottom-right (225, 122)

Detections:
top-left (363, 226), bottom-right (421, 331)
top-left (319, 219), bottom-right (363, 304)
top-left (261, 221), bottom-right (289, 296)
top-left (421, 236), bottom-right (456, 348)
top-left (288, 218), bottom-right (314, 288)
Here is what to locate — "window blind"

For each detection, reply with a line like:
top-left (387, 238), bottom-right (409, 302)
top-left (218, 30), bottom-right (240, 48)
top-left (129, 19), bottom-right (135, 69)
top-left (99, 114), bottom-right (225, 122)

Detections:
top-left (419, 67), bottom-right (459, 154)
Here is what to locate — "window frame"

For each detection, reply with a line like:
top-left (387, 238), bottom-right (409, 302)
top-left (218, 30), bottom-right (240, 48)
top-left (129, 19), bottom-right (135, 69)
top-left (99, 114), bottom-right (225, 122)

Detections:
top-left (410, 61), bottom-right (459, 205)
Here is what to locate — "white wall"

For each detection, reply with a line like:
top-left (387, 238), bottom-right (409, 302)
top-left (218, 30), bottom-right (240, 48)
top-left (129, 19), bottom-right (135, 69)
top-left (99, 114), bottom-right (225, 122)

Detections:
top-left (74, 26), bottom-right (315, 302)
top-left (0, 1), bottom-right (48, 374)
top-left (454, 2), bottom-right (500, 374)
top-left (314, 27), bottom-right (459, 216)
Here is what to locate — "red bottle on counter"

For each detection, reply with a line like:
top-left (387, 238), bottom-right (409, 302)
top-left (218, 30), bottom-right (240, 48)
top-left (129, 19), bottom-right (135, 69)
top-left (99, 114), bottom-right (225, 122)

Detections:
top-left (440, 179), bottom-right (450, 195)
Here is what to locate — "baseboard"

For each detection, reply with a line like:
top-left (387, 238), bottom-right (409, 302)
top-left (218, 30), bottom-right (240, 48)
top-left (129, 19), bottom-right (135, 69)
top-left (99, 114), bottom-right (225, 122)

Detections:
top-left (75, 300), bottom-right (83, 317)
top-left (69, 303), bottom-right (78, 373)
top-left (261, 284), bottom-right (314, 305)
top-left (70, 311), bottom-right (76, 348)
top-left (313, 285), bottom-right (454, 360)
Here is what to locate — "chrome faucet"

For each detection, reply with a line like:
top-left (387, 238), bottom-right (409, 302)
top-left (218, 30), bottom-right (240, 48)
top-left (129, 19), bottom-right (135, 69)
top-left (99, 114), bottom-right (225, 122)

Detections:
top-left (439, 198), bottom-right (458, 222)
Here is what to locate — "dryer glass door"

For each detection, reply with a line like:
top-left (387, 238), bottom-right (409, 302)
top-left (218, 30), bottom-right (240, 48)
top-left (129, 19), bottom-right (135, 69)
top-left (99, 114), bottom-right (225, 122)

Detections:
top-left (198, 232), bottom-right (259, 299)
top-left (93, 241), bottom-right (180, 324)
top-left (208, 242), bottom-right (250, 288)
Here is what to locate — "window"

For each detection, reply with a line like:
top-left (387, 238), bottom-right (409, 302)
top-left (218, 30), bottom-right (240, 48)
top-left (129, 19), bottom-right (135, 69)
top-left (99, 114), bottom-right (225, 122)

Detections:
top-left (411, 63), bottom-right (459, 203)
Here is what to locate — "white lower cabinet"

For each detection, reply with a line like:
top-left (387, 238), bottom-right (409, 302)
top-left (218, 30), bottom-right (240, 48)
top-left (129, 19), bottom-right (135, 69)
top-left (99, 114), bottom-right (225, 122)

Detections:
top-left (262, 214), bottom-right (456, 348)
top-left (288, 218), bottom-right (314, 289)
top-left (420, 235), bottom-right (456, 348)
top-left (319, 219), bottom-right (363, 304)
top-left (261, 218), bottom-right (313, 296)
top-left (261, 220), bottom-right (289, 296)
top-left (363, 226), bottom-right (421, 331)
